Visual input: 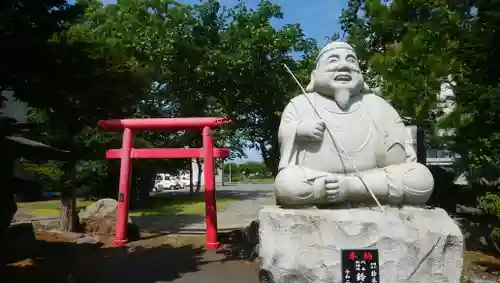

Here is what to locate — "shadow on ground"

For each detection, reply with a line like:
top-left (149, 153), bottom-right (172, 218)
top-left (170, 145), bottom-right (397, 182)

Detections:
top-left (216, 220), bottom-right (260, 262)
top-left (73, 242), bottom-right (207, 283)
top-left (132, 186), bottom-right (273, 235)
top-left (151, 186), bottom-right (272, 203)
top-left (131, 214), bottom-right (207, 235)
top-left (3, 229), bottom-right (260, 283)
top-left (215, 188), bottom-right (273, 201)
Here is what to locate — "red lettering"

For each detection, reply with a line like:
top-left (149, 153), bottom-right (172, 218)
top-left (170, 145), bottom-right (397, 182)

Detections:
top-left (364, 252), bottom-right (373, 261)
top-left (348, 252), bottom-right (357, 261)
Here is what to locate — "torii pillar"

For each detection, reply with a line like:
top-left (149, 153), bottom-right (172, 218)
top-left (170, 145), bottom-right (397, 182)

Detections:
top-left (97, 117), bottom-right (232, 249)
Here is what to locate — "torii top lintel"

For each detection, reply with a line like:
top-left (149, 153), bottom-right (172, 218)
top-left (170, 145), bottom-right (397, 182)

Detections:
top-left (97, 117), bottom-right (232, 132)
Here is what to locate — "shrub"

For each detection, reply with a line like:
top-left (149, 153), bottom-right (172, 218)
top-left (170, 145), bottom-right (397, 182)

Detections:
top-left (478, 192), bottom-right (500, 240)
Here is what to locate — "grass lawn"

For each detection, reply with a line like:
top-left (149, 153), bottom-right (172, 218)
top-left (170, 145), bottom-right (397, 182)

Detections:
top-left (129, 194), bottom-right (237, 217)
top-left (17, 200), bottom-right (93, 217)
top-left (250, 177), bottom-right (274, 183)
top-left (235, 177), bottom-right (274, 184)
top-left (17, 194), bottom-right (238, 218)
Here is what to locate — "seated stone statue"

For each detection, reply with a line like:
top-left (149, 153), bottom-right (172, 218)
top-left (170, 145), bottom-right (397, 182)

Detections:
top-left (275, 41), bottom-right (434, 206)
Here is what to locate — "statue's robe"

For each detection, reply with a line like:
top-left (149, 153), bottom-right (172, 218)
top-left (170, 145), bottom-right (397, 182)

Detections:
top-left (275, 92), bottom-right (433, 205)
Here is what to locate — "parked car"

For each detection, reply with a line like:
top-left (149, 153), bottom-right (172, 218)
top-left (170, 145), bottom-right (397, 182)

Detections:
top-left (179, 175), bottom-right (191, 188)
top-left (154, 173), bottom-right (182, 191)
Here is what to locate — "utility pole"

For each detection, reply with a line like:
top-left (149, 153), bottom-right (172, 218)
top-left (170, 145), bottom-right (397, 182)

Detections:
top-left (229, 163), bottom-right (232, 183)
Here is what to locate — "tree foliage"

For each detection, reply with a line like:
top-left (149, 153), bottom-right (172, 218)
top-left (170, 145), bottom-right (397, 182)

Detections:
top-left (2, 0), bottom-right (322, 232)
top-left (223, 161), bottom-right (270, 181)
top-left (340, 0), bottom-right (464, 162)
top-left (2, 0), bottom-right (154, 230)
top-left (341, 0), bottom-right (500, 241)
top-left (79, 0), bottom-right (318, 174)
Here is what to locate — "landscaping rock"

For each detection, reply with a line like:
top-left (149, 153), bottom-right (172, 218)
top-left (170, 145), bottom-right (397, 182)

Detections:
top-left (78, 199), bottom-right (139, 241)
top-left (74, 235), bottom-right (100, 244)
top-left (78, 198), bottom-right (120, 222)
top-left (48, 229), bottom-right (84, 241)
top-left (32, 219), bottom-right (61, 230)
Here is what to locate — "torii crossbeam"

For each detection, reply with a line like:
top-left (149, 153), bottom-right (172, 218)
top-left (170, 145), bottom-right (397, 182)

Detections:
top-left (97, 117), bottom-right (232, 249)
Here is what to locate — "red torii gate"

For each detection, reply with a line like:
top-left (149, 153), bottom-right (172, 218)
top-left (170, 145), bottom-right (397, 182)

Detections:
top-left (97, 117), bottom-right (232, 249)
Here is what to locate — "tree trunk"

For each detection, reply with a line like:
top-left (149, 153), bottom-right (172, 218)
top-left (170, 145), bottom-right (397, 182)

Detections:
top-left (60, 161), bottom-right (77, 232)
top-left (196, 158), bottom-right (202, 192)
top-left (416, 126), bottom-right (427, 165)
top-left (220, 160), bottom-right (225, 187)
top-left (189, 159), bottom-right (194, 194)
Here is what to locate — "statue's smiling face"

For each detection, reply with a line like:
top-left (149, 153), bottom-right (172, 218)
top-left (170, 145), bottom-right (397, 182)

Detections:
top-left (313, 48), bottom-right (364, 96)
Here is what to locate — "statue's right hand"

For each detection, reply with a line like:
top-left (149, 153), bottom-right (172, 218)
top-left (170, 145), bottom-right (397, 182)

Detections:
top-left (296, 120), bottom-right (325, 142)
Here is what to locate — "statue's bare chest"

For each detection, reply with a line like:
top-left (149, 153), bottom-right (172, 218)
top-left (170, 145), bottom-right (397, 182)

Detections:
top-left (321, 108), bottom-right (377, 154)
top-left (298, 100), bottom-right (381, 173)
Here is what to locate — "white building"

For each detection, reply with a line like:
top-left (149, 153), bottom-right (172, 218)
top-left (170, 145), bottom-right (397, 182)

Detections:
top-left (189, 158), bottom-right (224, 186)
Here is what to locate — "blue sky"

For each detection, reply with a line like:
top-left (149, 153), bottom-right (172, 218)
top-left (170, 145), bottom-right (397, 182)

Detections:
top-left (213, 0), bottom-right (348, 162)
top-left (100, 0), bottom-right (348, 162)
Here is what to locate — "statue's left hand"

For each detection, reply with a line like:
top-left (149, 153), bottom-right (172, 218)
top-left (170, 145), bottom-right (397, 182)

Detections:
top-left (324, 175), bottom-right (349, 203)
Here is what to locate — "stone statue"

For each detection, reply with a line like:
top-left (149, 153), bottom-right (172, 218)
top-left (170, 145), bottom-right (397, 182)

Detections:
top-left (275, 41), bottom-right (434, 206)
top-left (260, 42), bottom-right (462, 283)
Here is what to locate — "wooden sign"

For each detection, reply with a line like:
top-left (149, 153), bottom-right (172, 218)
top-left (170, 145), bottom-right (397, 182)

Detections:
top-left (341, 249), bottom-right (380, 283)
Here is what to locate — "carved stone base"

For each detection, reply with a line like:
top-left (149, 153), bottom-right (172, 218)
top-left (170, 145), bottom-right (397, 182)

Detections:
top-left (259, 206), bottom-right (463, 283)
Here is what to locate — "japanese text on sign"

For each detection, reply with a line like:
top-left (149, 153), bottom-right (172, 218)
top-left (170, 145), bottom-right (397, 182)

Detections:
top-left (341, 249), bottom-right (380, 283)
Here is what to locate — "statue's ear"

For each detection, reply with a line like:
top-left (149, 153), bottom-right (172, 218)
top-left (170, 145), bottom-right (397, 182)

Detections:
top-left (305, 70), bottom-right (315, 92)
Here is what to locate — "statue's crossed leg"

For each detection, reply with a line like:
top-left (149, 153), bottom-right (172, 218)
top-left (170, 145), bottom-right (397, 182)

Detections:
top-left (274, 163), bottom-right (434, 206)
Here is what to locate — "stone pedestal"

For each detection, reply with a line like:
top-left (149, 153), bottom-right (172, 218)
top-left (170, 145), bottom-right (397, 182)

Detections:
top-left (259, 206), bottom-right (463, 283)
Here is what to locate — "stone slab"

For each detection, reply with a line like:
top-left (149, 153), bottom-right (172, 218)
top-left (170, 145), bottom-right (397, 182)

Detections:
top-left (259, 205), bottom-right (464, 283)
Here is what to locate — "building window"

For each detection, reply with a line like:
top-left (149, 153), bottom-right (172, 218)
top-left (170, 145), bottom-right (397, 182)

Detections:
top-left (426, 149), bottom-right (458, 159)
top-left (426, 149), bottom-right (438, 158)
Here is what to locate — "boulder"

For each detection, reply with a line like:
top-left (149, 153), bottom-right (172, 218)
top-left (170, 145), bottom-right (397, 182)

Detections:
top-left (78, 199), bottom-right (139, 241)
top-left (78, 198), bottom-right (120, 222)
top-left (259, 205), bottom-right (464, 283)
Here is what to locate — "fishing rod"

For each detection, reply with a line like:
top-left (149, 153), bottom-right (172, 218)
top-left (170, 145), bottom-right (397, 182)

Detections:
top-left (283, 63), bottom-right (384, 212)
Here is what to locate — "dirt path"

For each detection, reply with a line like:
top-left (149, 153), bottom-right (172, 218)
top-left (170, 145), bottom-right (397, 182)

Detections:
top-left (4, 230), bottom-right (261, 283)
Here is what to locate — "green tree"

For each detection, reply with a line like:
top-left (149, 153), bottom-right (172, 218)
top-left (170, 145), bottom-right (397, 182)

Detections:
top-left (238, 162), bottom-right (269, 178)
top-left (0, 0), bottom-right (82, 97)
top-left (82, 0), bottom-right (318, 176)
top-left (214, 0), bottom-right (318, 174)
top-left (79, 0), bottom-right (247, 192)
top-left (341, 0), bottom-right (500, 244)
top-left (444, 0), bottom-right (500, 242)
top-left (340, 0), bottom-right (463, 163)
top-left (2, 0), bottom-right (154, 231)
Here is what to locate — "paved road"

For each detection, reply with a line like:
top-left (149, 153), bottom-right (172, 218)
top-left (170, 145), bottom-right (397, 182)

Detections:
top-left (151, 182), bottom-right (273, 195)
top-left (133, 183), bottom-right (276, 234)
top-left (214, 184), bottom-right (275, 229)
top-left (14, 184), bottom-right (276, 234)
